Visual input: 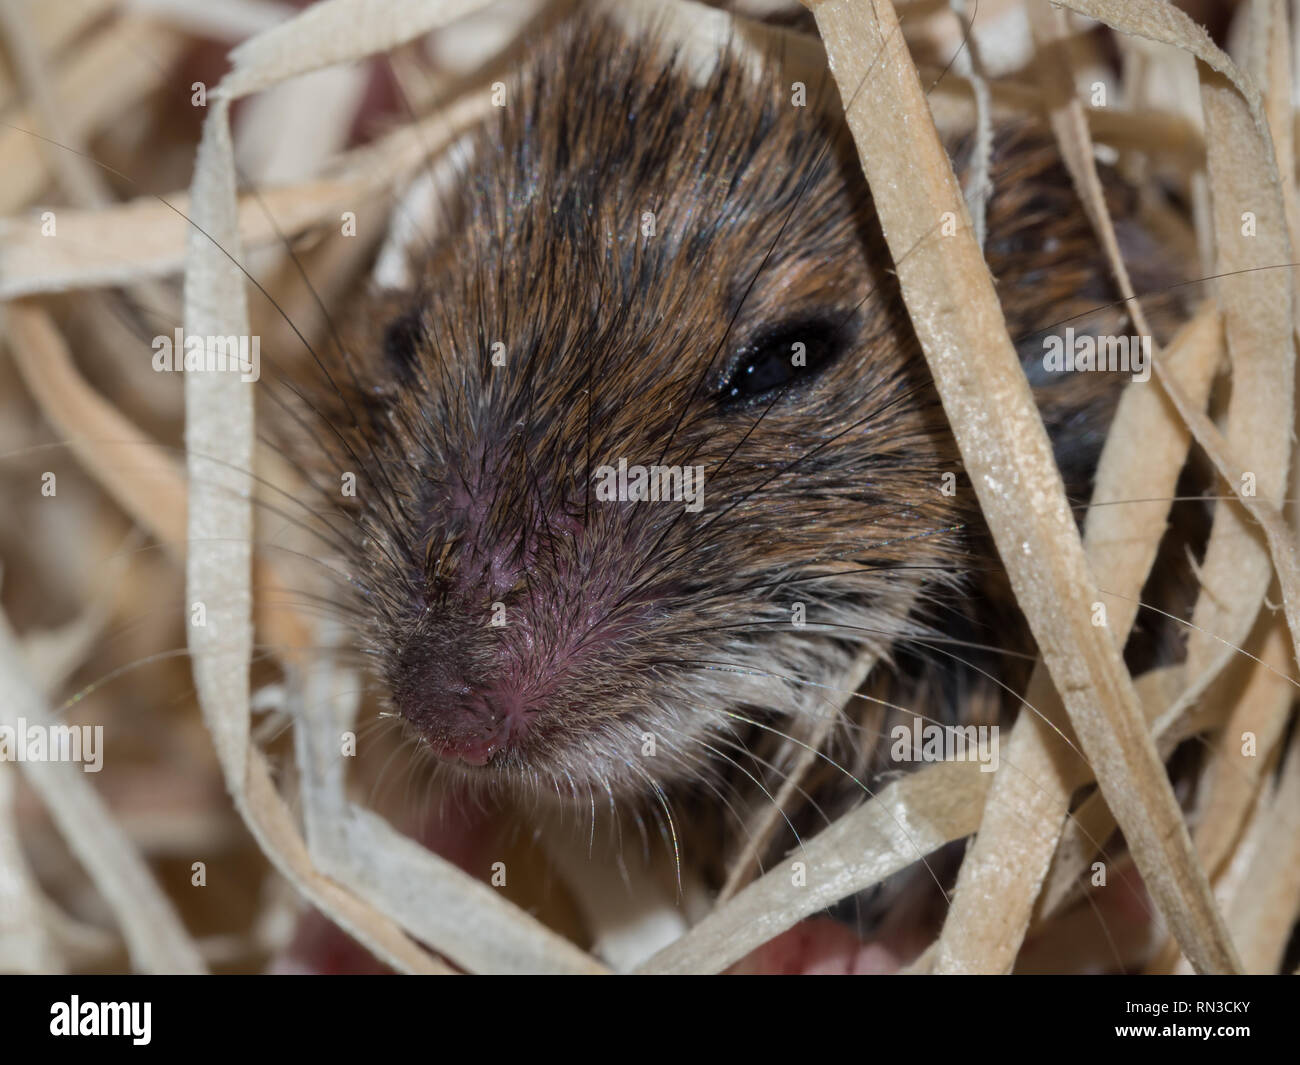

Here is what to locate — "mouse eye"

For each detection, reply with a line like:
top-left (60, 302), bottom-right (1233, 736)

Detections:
top-left (382, 308), bottom-right (424, 380)
top-left (718, 316), bottom-right (849, 407)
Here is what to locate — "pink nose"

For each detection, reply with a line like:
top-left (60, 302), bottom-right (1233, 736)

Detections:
top-left (393, 672), bottom-right (527, 767)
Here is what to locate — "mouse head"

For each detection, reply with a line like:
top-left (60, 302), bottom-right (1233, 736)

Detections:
top-left (315, 16), bottom-right (965, 802)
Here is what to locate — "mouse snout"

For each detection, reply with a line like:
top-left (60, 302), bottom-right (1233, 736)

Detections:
top-left (378, 513), bottom-right (645, 772)
top-left (390, 647), bottom-right (531, 766)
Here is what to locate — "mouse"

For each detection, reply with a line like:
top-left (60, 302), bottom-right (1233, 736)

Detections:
top-left (283, 9), bottom-right (1189, 883)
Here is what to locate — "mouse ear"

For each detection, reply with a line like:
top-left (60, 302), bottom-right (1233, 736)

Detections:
top-left (382, 307), bottom-right (425, 383)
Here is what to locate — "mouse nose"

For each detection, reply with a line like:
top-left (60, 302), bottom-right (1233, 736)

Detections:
top-left (392, 679), bottom-right (508, 764)
top-left (389, 644), bottom-right (530, 766)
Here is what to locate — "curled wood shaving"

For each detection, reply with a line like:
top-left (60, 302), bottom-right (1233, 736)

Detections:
top-left (1146, 615), bottom-right (1295, 972)
top-left (1026, 1), bottom-right (1299, 972)
top-left (1216, 723), bottom-right (1300, 973)
top-left (0, 0), bottom-right (113, 111)
top-left (1027, 0), bottom-right (1151, 335)
top-left (902, 666), bottom-right (1186, 969)
top-left (4, 301), bottom-right (310, 655)
top-left (2, 186), bottom-right (363, 299)
top-left (1159, 712), bottom-right (1300, 975)
top-left (243, 747), bottom-right (452, 973)
top-left (925, 664), bottom-right (1182, 967)
top-left (805, 0), bottom-right (1238, 973)
top-left (638, 759), bottom-right (993, 974)
top-left (185, 75), bottom-right (446, 974)
top-left (921, 66), bottom-right (1206, 165)
top-left (0, 93), bottom-right (492, 299)
top-left (934, 0), bottom-right (1223, 964)
top-left (0, 610), bottom-right (205, 973)
top-left (126, 0), bottom-right (294, 41)
top-left (1152, 378), bottom-right (1300, 715)
top-left (622, 0), bottom-right (827, 84)
top-left (947, 0), bottom-right (993, 247)
top-left (220, 0), bottom-right (492, 100)
top-left (0, 0), bottom-right (111, 208)
top-left (0, 762), bottom-right (62, 972)
top-left (6, 301), bottom-right (188, 542)
top-left (1190, 618), bottom-right (1295, 882)
top-left (0, 17), bottom-right (183, 213)
top-left (1059, 0), bottom-right (1296, 751)
top-left (234, 64), bottom-right (369, 186)
top-left (939, 305), bottom-right (1216, 971)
